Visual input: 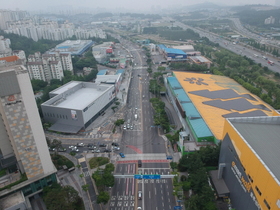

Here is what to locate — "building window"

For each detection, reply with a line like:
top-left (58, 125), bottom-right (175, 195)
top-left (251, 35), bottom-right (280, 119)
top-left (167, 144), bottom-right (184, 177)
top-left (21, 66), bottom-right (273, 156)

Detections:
top-left (264, 199), bottom-right (270, 209)
top-left (248, 174), bottom-right (253, 183)
top-left (256, 186), bottom-right (262, 196)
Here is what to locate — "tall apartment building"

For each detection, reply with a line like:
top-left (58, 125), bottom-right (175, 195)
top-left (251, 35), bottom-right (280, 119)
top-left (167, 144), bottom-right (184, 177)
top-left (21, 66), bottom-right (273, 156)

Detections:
top-left (0, 60), bottom-right (57, 208)
top-left (0, 10), bottom-right (29, 30)
top-left (27, 51), bottom-right (73, 82)
top-left (0, 36), bottom-right (12, 58)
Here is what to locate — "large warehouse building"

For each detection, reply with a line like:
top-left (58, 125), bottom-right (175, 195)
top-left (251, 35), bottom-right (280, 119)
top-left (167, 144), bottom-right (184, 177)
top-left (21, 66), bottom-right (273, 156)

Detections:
top-left (42, 81), bottom-right (116, 133)
top-left (216, 116), bottom-right (280, 210)
top-left (165, 72), bottom-right (279, 152)
top-left (49, 40), bottom-right (94, 56)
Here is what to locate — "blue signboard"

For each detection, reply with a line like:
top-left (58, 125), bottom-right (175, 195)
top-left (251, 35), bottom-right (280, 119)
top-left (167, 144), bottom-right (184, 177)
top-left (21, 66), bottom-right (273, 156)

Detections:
top-left (167, 156), bottom-right (173, 160)
top-left (142, 174), bottom-right (161, 179)
top-left (174, 206), bottom-right (182, 210)
top-left (134, 175), bottom-right (143, 179)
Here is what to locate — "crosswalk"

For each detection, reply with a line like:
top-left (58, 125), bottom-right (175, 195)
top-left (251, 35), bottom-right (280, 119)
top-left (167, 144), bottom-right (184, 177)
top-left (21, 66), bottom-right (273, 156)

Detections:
top-left (83, 171), bottom-right (91, 177)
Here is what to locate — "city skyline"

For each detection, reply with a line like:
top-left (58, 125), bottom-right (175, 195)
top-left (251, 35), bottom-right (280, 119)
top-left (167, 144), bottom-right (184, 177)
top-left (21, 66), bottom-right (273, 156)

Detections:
top-left (1, 0), bottom-right (277, 13)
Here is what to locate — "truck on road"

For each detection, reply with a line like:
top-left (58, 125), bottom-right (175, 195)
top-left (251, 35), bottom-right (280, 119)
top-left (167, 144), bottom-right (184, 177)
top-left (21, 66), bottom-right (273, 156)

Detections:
top-left (268, 60), bottom-right (274, 66)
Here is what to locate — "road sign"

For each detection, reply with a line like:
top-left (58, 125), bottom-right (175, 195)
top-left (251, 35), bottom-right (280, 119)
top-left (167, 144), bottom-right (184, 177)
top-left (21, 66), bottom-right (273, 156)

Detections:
top-left (142, 174), bottom-right (161, 179)
top-left (167, 156), bottom-right (173, 160)
top-left (134, 175), bottom-right (143, 179)
top-left (174, 206), bottom-right (182, 210)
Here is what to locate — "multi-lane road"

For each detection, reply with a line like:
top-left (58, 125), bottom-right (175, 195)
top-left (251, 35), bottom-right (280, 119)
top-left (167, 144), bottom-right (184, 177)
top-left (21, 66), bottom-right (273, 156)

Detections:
top-left (108, 39), bottom-right (177, 210)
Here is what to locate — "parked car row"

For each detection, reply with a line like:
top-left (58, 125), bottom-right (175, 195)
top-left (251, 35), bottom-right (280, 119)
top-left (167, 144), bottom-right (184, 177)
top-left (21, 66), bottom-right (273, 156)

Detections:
top-left (49, 142), bottom-right (123, 154)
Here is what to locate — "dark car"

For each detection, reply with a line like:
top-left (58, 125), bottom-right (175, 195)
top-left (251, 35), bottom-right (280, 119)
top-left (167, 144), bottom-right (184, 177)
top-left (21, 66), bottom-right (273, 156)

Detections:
top-left (99, 144), bottom-right (107, 147)
top-left (103, 149), bottom-right (112, 153)
top-left (112, 142), bottom-right (119, 147)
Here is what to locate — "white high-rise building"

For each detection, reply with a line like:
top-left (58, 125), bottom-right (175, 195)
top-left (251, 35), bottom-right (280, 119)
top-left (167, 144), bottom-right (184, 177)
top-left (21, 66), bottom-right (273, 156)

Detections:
top-left (27, 51), bottom-right (69, 81)
top-left (0, 59), bottom-right (57, 207)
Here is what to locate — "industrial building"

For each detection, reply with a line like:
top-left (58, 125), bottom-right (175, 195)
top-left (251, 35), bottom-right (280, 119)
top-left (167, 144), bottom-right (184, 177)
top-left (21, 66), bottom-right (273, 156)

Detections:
top-left (49, 40), bottom-right (94, 56)
top-left (0, 62), bottom-right (57, 208)
top-left (212, 116), bottom-right (280, 210)
top-left (188, 55), bottom-right (212, 69)
top-left (157, 44), bottom-right (187, 61)
top-left (165, 72), bottom-right (279, 153)
top-left (171, 45), bottom-right (194, 52)
top-left (42, 81), bottom-right (116, 133)
top-left (92, 42), bottom-right (114, 63)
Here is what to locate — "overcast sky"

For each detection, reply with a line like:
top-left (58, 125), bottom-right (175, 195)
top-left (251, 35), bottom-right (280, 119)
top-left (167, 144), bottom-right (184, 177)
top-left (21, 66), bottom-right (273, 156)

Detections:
top-left (1, 0), bottom-right (277, 12)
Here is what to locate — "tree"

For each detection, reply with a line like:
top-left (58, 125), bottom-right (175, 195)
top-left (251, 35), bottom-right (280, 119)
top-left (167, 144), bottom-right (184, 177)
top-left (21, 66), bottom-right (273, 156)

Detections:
top-left (43, 184), bottom-right (82, 210)
top-left (31, 79), bottom-right (48, 92)
top-left (97, 191), bottom-right (110, 204)
top-left (114, 119), bottom-right (125, 126)
top-left (82, 184), bottom-right (89, 192)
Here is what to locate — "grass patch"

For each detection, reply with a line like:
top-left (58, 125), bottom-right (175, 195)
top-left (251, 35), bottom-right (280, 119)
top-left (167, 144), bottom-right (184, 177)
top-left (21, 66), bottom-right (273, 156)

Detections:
top-left (89, 157), bottom-right (109, 169)
top-left (0, 169), bottom-right (7, 177)
top-left (51, 154), bottom-right (74, 170)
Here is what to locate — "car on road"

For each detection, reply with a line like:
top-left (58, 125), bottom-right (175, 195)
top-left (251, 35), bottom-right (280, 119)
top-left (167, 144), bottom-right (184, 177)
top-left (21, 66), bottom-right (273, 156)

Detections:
top-left (92, 149), bottom-right (100, 153)
top-left (130, 125), bottom-right (133, 130)
top-left (138, 191), bottom-right (142, 200)
top-left (113, 146), bottom-right (120, 151)
top-left (70, 148), bottom-right (79, 152)
top-left (99, 144), bottom-right (107, 147)
top-left (48, 147), bottom-right (55, 151)
top-left (123, 125), bottom-right (126, 130)
top-left (119, 152), bottom-right (125, 158)
top-left (69, 145), bottom-right (77, 149)
top-left (103, 149), bottom-right (112, 153)
top-left (76, 143), bottom-right (85, 147)
top-left (112, 142), bottom-right (119, 147)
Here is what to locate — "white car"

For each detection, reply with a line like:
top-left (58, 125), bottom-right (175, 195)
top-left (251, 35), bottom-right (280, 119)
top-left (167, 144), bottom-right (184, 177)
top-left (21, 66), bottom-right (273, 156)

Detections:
top-left (123, 125), bottom-right (126, 130)
top-left (113, 147), bottom-right (120, 151)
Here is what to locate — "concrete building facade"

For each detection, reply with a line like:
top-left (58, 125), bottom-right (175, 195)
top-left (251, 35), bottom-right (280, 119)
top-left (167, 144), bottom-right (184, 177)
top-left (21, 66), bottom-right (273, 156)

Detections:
top-left (0, 62), bottom-right (57, 207)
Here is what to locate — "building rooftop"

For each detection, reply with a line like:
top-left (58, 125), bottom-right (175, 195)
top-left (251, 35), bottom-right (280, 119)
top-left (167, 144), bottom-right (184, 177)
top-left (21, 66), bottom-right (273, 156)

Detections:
top-left (0, 191), bottom-right (25, 209)
top-left (228, 116), bottom-right (280, 184)
top-left (49, 81), bottom-right (80, 96)
top-left (97, 69), bottom-right (108, 75)
top-left (189, 56), bottom-right (212, 63)
top-left (172, 72), bottom-right (279, 140)
top-left (44, 82), bottom-right (113, 110)
top-left (0, 55), bottom-right (20, 63)
top-left (164, 48), bottom-right (187, 55)
top-left (49, 40), bottom-right (94, 56)
top-left (171, 45), bottom-right (194, 51)
top-left (167, 77), bottom-right (213, 138)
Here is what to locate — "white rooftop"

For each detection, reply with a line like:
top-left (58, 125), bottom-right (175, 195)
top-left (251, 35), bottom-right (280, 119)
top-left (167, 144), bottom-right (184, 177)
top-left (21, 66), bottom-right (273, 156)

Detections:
top-left (54, 87), bottom-right (106, 110)
top-left (50, 81), bottom-right (80, 95)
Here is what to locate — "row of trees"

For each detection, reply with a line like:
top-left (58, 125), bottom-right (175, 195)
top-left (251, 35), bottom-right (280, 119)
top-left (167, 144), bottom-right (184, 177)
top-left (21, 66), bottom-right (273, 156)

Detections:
top-left (149, 98), bottom-right (170, 133)
top-left (208, 47), bottom-right (280, 109)
top-left (177, 145), bottom-right (221, 210)
top-left (92, 163), bottom-right (115, 204)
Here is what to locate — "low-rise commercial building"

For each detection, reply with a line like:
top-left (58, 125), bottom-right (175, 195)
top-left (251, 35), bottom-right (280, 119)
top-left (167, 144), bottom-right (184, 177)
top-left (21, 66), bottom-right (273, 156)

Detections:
top-left (42, 81), bottom-right (116, 133)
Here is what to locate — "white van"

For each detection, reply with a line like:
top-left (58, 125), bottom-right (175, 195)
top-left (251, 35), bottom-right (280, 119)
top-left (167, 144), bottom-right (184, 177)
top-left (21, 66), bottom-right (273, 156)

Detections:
top-left (138, 191), bottom-right (142, 200)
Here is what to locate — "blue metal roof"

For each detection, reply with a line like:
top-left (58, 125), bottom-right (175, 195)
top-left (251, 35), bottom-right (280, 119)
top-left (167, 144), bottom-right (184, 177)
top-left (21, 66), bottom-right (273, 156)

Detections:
top-left (157, 44), bottom-right (167, 50)
top-left (167, 77), bottom-right (181, 89)
top-left (116, 69), bottom-right (124, 74)
top-left (167, 76), bottom-right (213, 138)
top-left (164, 48), bottom-right (187, 55)
top-left (174, 89), bottom-right (191, 102)
top-left (97, 69), bottom-right (107, 75)
top-left (189, 118), bottom-right (213, 138)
